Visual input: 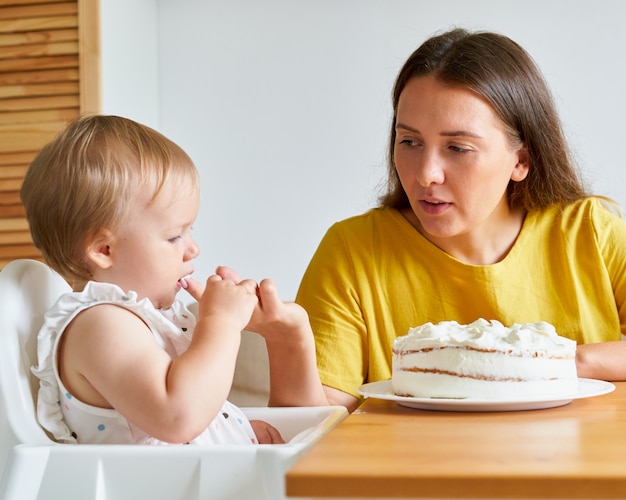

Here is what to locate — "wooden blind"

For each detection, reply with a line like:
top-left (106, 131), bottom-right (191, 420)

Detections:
top-left (0, 0), bottom-right (100, 268)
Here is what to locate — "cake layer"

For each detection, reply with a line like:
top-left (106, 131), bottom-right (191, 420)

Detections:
top-left (393, 348), bottom-right (576, 382)
top-left (392, 371), bottom-right (579, 399)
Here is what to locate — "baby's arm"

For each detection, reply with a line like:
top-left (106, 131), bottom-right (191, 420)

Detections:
top-left (254, 278), bottom-right (329, 407)
top-left (216, 266), bottom-right (328, 407)
top-left (61, 275), bottom-right (258, 444)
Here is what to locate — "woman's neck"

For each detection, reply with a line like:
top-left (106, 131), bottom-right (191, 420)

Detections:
top-left (400, 207), bottom-right (527, 265)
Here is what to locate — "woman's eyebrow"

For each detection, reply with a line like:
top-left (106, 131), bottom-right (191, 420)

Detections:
top-left (396, 122), bottom-right (483, 139)
top-left (440, 130), bottom-right (483, 139)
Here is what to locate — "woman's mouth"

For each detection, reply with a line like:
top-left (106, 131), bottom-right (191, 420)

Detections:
top-left (419, 199), bottom-right (451, 215)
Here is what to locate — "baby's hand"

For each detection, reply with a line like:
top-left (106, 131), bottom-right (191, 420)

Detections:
top-left (215, 265), bottom-right (242, 284)
top-left (214, 266), bottom-right (310, 341)
top-left (249, 420), bottom-right (285, 444)
top-left (196, 275), bottom-right (259, 332)
top-left (183, 276), bottom-right (205, 301)
top-left (248, 278), bottom-right (310, 340)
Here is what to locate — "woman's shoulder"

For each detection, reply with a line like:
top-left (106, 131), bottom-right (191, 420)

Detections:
top-left (326, 206), bottom-right (404, 235)
top-left (525, 197), bottom-right (626, 243)
top-left (531, 196), bottom-right (623, 222)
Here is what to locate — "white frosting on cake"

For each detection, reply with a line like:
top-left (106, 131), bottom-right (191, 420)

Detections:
top-left (392, 318), bottom-right (578, 400)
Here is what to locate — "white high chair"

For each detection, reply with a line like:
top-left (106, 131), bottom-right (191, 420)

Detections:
top-left (0, 259), bottom-right (346, 500)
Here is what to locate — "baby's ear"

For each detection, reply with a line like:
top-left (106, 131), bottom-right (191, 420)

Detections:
top-left (85, 229), bottom-right (114, 270)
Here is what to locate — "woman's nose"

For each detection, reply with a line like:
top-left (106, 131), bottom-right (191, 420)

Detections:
top-left (415, 150), bottom-right (445, 186)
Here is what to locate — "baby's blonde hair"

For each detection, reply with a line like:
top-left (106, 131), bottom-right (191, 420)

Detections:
top-left (21, 115), bottom-right (200, 284)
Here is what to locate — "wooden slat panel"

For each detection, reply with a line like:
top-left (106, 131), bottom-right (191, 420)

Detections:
top-left (0, 217), bottom-right (29, 231)
top-left (78, 0), bottom-right (99, 113)
top-left (0, 0), bottom-right (94, 269)
top-left (0, 178), bottom-right (21, 191)
top-left (0, 3), bottom-right (77, 20)
top-left (0, 94), bottom-right (79, 111)
top-left (0, 190), bottom-right (21, 203)
top-left (0, 27), bottom-right (76, 46)
top-left (0, 67), bottom-right (79, 85)
top-left (0, 230), bottom-right (32, 244)
top-left (0, 165), bottom-right (27, 178)
top-left (0, 205), bottom-right (25, 217)
top-left (0, 15), bottom-right (77, 33)
top-left (0, 0), bottom-right (61, 6)
top-left (0, 107), bottom-right (77, 125)
top-left (0, 244), bottom-right (40, 258)
top-left (0, 39), bottom-right (78, 58)
top-left (0, 81), bottom-right (79, 98)
top-left (0, 228), bottom-right (30, 243)
top-left (0, 151), bottom-right (37, 165)
top-left (0, 54), bottom-right (77, 72)
top-left (0, 121), bottom-right (67, 152)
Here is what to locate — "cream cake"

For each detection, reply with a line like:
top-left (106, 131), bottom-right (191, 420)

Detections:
top-left (391, 318), bottom-right (578, 400)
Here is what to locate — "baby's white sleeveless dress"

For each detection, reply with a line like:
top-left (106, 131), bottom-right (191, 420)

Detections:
top-left (32, 281), bottom-right (258, 445)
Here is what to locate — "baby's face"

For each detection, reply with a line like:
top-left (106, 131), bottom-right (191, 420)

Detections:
top-left (98, 180), bottom-right (200, 308)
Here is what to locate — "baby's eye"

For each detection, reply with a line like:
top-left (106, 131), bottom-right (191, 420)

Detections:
top-left (168, 235), bottom-right (182, 243)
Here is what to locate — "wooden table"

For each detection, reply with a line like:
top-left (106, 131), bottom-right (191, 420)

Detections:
top-left (286, 381), bottom-right (626, 499)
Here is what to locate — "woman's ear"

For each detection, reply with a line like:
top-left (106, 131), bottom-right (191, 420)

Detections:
top-left (511, 147), bottom-right (530, 182)
top-left (85, 229), bottom-right (115, 270)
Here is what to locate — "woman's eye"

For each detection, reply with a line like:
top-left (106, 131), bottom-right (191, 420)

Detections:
top-left (399, 138), bottom-right (418, 146)
top-left (449, 144), bottom-right (470, 153)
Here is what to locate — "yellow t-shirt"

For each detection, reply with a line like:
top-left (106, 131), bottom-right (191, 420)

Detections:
top-left (296, 197), bottom-right (626, 398)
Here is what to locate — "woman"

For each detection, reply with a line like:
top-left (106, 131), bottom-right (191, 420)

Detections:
top-left (296, 28), bottom-right (626, 412)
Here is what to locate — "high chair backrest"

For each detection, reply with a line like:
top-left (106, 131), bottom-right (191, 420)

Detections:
top-left (0, 259), bottom-right (71, 447)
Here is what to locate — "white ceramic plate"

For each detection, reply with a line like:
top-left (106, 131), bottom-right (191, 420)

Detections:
top-left (357, 378), bottom-right (615, 412)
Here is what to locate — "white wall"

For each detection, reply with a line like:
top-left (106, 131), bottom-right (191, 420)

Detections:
top-left (100, 0), bottom-right (160, 129)
top-left (102, 0), bottom-right (626, 300)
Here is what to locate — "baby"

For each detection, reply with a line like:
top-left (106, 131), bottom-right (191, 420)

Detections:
top-left (21, 115), bottom-right (327, 445)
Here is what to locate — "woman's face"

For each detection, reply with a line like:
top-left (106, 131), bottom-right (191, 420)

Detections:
top-left (393, 75), bottom-right (529, 259)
